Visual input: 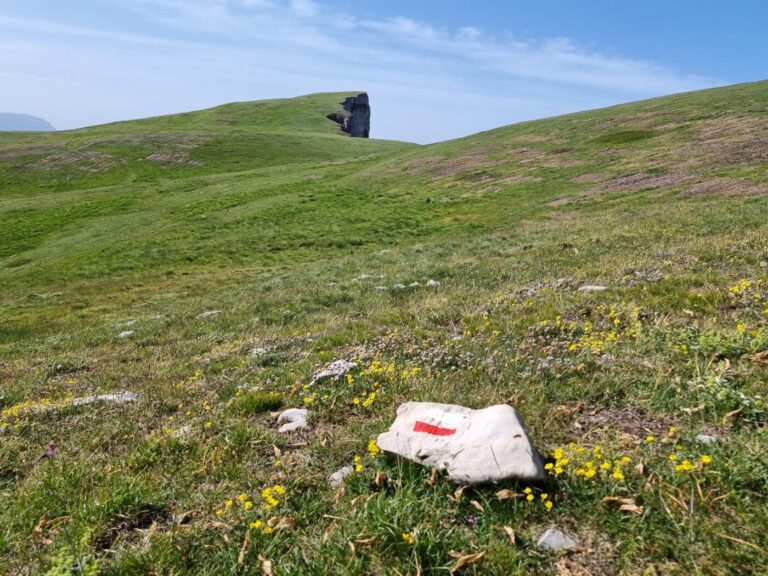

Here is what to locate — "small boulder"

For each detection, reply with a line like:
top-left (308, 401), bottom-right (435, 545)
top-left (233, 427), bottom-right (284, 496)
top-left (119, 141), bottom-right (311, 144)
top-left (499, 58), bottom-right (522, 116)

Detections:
top-left (277, 408), bottom-right (309, 433)
top-left (328, 466), bottom-right (354, 488)
top-left (377, 402), bottom-right (545, 483)
top-left (537, 528), bottom-right (579, 551)
top-left (426, 279), bottom-right (441, 287)
top-left (118, 330), bottom-right (135, 339)
top-left (409, 281), bottom-right (421, 287)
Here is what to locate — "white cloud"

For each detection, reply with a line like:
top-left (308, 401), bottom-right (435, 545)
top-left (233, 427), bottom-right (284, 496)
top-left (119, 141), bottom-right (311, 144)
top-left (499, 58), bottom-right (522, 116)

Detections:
top-left (0, 2), bottom-right (718, 142)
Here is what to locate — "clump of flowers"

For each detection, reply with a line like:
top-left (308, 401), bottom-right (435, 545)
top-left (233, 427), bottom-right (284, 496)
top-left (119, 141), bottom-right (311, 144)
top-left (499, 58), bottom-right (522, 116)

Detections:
top-left (546, 443), bottom-right (633, 483)
top-left (523, 487), bottom-right (554, 511)
top-left (401, 531), bottom-right (415, 545)
top-left (213, 484), bottom-right (288, 535)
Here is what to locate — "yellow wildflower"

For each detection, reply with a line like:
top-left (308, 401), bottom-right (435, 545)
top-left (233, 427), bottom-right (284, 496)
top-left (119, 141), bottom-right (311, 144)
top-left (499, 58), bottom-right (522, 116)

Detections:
top-left (244, 501), bottom-right (253, 510)
top-left (402, 531), bottom-right (415, 545)
top-left (544, 500), bottom-right (553, 510)
top-left (249, 521), bottom-right (262, 529)
top-left (700, 455), bottom-right (712, 465)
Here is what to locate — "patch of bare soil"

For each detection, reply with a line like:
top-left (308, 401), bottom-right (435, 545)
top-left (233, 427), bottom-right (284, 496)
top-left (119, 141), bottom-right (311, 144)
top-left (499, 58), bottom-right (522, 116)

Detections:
top-left (504, 148), bottom-right (543, 159)
top-left (571, 173), bottom-right (609, 184)
top-left (548, 198), bottom-right (571, 207)
top-left (95, 505), bottom-right (169, 552)
top-left (592, 171), bottom-right (696, 194)
top-left (571, 406), bottom-right (676, 440)
top-left (681, 178), bottom-right (768, 197)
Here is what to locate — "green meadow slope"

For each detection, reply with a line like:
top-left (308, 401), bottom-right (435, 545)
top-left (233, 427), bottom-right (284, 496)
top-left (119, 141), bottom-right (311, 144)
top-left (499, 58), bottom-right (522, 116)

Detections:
top-left (1, 83), bottom-right (767, 575)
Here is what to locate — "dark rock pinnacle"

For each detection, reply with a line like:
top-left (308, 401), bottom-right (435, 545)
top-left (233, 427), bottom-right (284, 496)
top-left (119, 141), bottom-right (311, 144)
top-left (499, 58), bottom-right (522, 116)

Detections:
top-left (327, 93), bottom-right (370, 138)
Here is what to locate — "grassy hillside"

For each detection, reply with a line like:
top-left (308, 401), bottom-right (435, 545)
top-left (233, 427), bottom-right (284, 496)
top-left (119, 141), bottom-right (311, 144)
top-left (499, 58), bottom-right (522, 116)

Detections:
top-left (1, 83), bottom-right (767, 575)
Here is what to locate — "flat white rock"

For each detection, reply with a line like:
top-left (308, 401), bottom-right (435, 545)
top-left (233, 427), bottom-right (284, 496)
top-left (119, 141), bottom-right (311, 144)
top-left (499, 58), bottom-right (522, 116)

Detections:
top-left (276, 408), bottom-right (309, 433)
top-left (577, 285), bottom-right (608, 292)
top-left (377, 402), bottom-right (545, 483)
top-left (197, 310), bottom-right (222, 319)
top-left (426, 279), bottom-right (441, 287)
top-left (70, 391), bottom-right (138, 407)
top-left (310, 359), bottom-right (357, 385)
top-left (118, 330), bottom-right (134, 339)
top-left (537, 528), bottom-right (579, 551)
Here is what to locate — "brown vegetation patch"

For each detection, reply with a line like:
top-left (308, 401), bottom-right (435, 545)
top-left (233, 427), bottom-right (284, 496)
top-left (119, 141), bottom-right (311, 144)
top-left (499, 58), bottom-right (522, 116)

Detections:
top-left (548, 198), bottom-right (571, 207)
top-left (0, 145), bottom-right (121, 173)
top-left (572, 173), bottom-right (609, 184)
top-left (548, 210), bottom-right (579, 220)
top-left (594, 171), bottom-right (696, 193)
top-left (682, 178), bottom-right (768, 197)
top-left (406, 154), bottom-right (508, 179)
top-left (510, 134), bottom-right (550, 143)
top-left (541, 158), bottom-right (583, 168)
top-left (504, 148), bottom-right (543, 159)
top-left (572, 406), bottom-right (676, 440)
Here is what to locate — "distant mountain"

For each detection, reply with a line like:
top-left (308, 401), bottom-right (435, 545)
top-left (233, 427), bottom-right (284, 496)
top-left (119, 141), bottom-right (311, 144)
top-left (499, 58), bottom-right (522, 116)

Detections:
top-left (0, 113), bottom-right (55, 131)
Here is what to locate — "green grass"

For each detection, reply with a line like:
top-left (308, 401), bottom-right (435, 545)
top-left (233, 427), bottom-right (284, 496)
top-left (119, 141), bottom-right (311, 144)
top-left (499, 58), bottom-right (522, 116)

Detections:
top-left (1, 83), bottom-right (767, 575)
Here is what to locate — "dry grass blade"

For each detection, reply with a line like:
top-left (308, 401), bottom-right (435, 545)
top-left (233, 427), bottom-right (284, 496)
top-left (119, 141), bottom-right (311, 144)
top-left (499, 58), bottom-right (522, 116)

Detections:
top-left (237, 530), bottom-right (250, 566)
top-left (601, 496), bottom-right (644, 514)
top-left (258, 555), bottom-right (273, 576)
top-left (449, 551), bottom-right (486, 573)
top-left (495, 489), bottom-right (515, 501)
top-left (448, 485), bottom-right (467, 503)
top-left (469, 500), bottom-right (485, 513)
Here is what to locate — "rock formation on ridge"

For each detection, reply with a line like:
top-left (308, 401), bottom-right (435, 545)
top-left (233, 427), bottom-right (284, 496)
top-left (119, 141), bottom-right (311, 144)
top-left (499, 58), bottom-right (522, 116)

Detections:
top-left (327, 93), bottom-right (370, 138)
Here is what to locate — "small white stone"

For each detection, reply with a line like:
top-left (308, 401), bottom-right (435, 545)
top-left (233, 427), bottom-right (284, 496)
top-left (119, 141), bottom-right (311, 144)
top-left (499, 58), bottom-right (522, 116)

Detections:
top-left (537, 528), bottom-right (579, 551)
top-left (116, 319), bottom-right (138, 327)
top-left (409, 281), bottom-right (421, 287)
top-left (375, 286), bottom-right (387, 291)
top-left (172, 425), bottom-right (192, 439)
top-left (393, 284), bottom-right (406, 289)
top-left (197, 310), bottom-right (222, 319)
top-left (118, 330), bottom-right (134, 339)
top-left (695, 433), bottom-right (718, 445)
top-left (578, 285), bottom-right (608, 292)
top-left (250, 347), bottom-right (268, 356)
top-left (328, 466), bottom-right (354, 488)
top-left (276, 408), bottom-right (309, 433)
top-left (426, 279), bottom-right (441, 287)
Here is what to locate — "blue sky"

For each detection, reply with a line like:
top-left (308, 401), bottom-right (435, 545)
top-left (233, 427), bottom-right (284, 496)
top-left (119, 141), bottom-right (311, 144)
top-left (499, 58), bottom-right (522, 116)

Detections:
top-left (1, 1), bottom-right (765, 143)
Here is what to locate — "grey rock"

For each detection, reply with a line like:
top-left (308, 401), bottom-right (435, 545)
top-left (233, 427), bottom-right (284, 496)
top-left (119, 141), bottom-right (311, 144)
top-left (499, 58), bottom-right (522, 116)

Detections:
top-left (375, 285), bottom-right (387, 291)
top-left (326, 93), bottom-right (370, 138)
top-left (760, 261), bottom-right (768, 269)
top-left (393, 284), bottom-right (406, 289)
top-left (409, 281), bottom-right (421, 287)
top-left (426, 279), bottom-right (441, 287)
top-left (328, 466), bottom-right (354, 488)
top-left (172, 425), bottom-right (192, 439)
top-left (116, 319), bottom-right (138, 327)
top-left (537, 528), bottom-right (579, 551)
top-left (695, 433), bottom-right (718, 445)
top-left (118, 330), bottom-right (135, 339)
top-left (276, 408), bottom-right (309, 433)
top-left (250, 347), bottom-right (269, 356)
top-left (197, 310), bottom-right (222, 319)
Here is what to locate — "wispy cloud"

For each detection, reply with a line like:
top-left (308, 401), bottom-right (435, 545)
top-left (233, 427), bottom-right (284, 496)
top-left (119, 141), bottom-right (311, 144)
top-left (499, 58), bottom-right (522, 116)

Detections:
top-left (0, 1), bottom-right (717, 142)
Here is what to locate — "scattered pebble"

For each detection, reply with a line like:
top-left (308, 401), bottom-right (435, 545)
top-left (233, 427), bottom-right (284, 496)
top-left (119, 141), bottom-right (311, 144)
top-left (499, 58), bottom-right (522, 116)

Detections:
top-left (393, 284), bottom-right (406, 289)
top-left (116, 319), bottom-right (138, 327)
top-left (172, 425), bottom-right (192, 439)
top-left (408, 281), bottom-right (421, 287)
top-left (197, 310), bottom-right (222, 319)
top-left (375, 286), bottom-right (387, 291)
top-left (328, 466), bottom-right (354, 488)
top-left (537, 528), bottom-right (579, 551)
top-left (118, 330), bottom-right (135, 339)
top-left (426, 279), bottom-right (441, 287)
top-left (276, 408), bottom-right (309, 433)
top-left (250, 347), bottom-right (269, 356)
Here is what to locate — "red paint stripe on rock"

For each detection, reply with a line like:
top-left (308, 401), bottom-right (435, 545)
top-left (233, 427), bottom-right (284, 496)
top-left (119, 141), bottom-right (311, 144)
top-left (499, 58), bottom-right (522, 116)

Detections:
top-left (413, 421), bottom-right (456, 436)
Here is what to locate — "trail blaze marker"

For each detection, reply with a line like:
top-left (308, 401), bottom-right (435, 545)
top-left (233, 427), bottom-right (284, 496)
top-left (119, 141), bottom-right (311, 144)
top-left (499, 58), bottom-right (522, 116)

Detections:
top-left (413, 421), bottom-right (457, 436)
